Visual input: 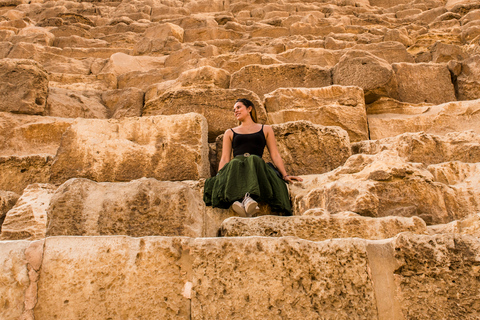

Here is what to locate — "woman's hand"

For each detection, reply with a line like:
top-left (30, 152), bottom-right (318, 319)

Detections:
top-left (283, 175), bottom-right (303, 183)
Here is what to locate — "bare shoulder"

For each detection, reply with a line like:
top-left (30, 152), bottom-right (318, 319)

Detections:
top-left (263, 124), bottom-right (275, 137)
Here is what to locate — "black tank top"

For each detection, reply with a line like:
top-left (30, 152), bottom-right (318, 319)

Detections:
top-left (231, 125), bottom-right (266, 158)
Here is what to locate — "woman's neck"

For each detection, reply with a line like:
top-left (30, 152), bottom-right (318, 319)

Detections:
top-left (239, 117), bottom-right (256, 127)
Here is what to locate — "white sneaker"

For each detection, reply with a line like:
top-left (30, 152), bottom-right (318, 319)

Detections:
top-left (231, 201), bottom-right (246, 217)
top-left (242, 193), bottom-right (258, 217)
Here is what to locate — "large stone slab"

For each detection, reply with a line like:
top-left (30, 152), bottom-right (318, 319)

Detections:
top-left (143, 88), bottom-right (265, 142)
top-left (352, 131), bottom-right (480, 165)
top-left (0, 184), bottom-right (56, 240)
top-left (220, 212), bottom-right (427, 240)
top-left (0, 155), bottom-right (53, 194)
top-left (45, 88), bottom-right (108, 119)
top-left (230, 63), bottom-right (331, 99)
top-left (367, 98), bottom-right (480, 140)
top-left (0, 190), bottom-right (19, 231)
top-left (47, 178), bottom-right (205, 238)
top-left (428, 213), bottom-right (480, 237)
top-left (0, 112), bottom-right (74, 157)
top-left (0, 58), bottom-right (48, 115)
top-left (50, 114), bottom-right (210, 183)
top-left (265, 86), bottom-right (368, 142)
top-left (451, 55), bottom-right (480, 100)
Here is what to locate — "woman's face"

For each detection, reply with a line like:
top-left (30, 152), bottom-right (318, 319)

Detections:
top-left (233, 102), bottom-right (251, 121)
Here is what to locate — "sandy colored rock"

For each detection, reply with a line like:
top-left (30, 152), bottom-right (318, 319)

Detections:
top-left (100, 52), bottom-right (167, 75)
top-left (431, 42), bottom-right (467, 63)
top-left (0, 183), bottom-right (56, 240)
top-left (0, 155), bottom-right (53, 194)
top-left (393, 62), bottom-right (456, 104)
top-left (352, 131), bottom-right (480, 165)
top-left (46, 88), bottom-right (108, 119)
top-left (144, 22), bottom-right (184, 42)
top-left (0, 240), bottom-right (30, 320)
top-left (50, 114), bottom-right (210, 184)
top-left (265, 86), bottom-right (368, 142)
top-left (350, 42), bottom-right (414, 63)
top-left (144, 88), bottom-right (265, 142)
top-left (47, 178), bottom-right (205, 237)
top-left (428, 213), bottom-right (480, 237)
top-left (0, 112), bottom-right (74, 157)
top-left (210, 52), bottom-right (283, 73)
top-left (101, 87), bottom-right (144, 118)
top-left (367, 99), bottom-right (480, 140)
top-left (230, 63), bottom-right (331, 99)
top-left (454, 55), bottom-right (480, 100)
top-left (0, 190), bottom-right (19, 231)
top-left (290, 151), bottom-right (479, 224)
top-left (277, 48), bottom-right (343, 67)
top-left (0, 59), bottom-right (48, 115)
top-left (12, 26), bottom-right (55, 46)
top-left (333, 50), bottom-right (398, 103)
top-left (220, 211), bottom-right (427, 240)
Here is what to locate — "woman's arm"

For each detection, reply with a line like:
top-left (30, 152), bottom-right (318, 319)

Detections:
top-left (264, 125), bottom-right (303, 183)
top-left (218, 129), bottom-right (233, 171)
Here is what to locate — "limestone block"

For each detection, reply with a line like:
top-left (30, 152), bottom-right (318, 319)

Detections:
top-left (0, 155), bottom-right (53, 194)
top-left (277, 48), bottom-right (343, 67)
top-left (431, 42), bottom-right (467, 63)
top-left (0, 112), bottom-right (74, 157)
top-left (0, 59), bottom-right (48, 115)
top-left (47, 178), bottom-right (205, 237)
top-left (367, 99), bottom-right (480, 140)
top-left (0, 190), bottom-right (19, 230)
top-left (352, 131), bottom-right (480, 165)
top-left (46, 88), bottom-right (108, 119)
top-left (428, 213), bottom-right (480, 237)
top-left (12, 26), bottom-right (55, 46)
top-left (428, 161), bottom-right (480, 186)
top-left (0, 240), bottom-right (30, 320)
top-left (369, 0), bottom-right (411, 8)
top-left (144, 22), bottom-right (184, 42)
top-left (392, 233), bottom-right (480, 319)
top-left (333, 50), bottom-right (398, 103)
top-left (50, 114), bottom-right (210, 183)
top-left (350, 42), bottom-right (415, 64)
top-left (210, 52), bottom-right (283, 74)
top-left (264, 86), bottom-right (368, 142)
top-left (383, 29), bottom-right (412, 47)
top-left (392, 62), bottom-right (456, 104)
top-left (53, 35), bottom-right (109, 49)
top-left (101, 87), bottom-right (144, 118)
top-left (100, 52), bottom-right (167, 76)
top-left (455, 55), bottom-right (480, 100)
top-left (143, 88), bottom-right (265, 142)
top-left (290, 151), bottom-right (478, 224)
top-left (117, 68), bottom-right (179, 91)
top-left (49, 72), bottom-right (117, 91)
top-left (230, 63), bottom-right (331, 99)
top-left (0, 183), bottom-right (56, 240)
top-left (220, 212), bottom-right (427, 240)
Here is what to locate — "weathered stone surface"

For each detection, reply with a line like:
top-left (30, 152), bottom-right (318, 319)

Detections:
top-left (144, 88), bottom-right (265, 142)
top-left (428, 213), bottom-right (480, 237)
top-left (100, 52), bottom-right (167, 75)
top-left (367, 99), bottom-right (480, 140)
top-left (47, 178), bottom-right (205, 237)
top-left (0, 190), bottom-right (19, 231)
top-left (210, 52), bottom-right (283, 73)
top-left (45, 88), bottom-right (108, 119)
top-left (265, 86), bottom-right (368, 142)
top-left (333, 50), bottom-right (398, 103)
top-left (0, 155), bottom-right (53, 194)
top-left (0, 59), bottom-right (48, 115)
top-left (453, 55), bottom-right (480, 100)
top-left (351, 41), bottom-right (415, 64)
top-left (352, 131), bottom-right (480, 165)
top-left (393, 62), bottom-right (456, 104)
top-left (220, 211), bottom-right (427, 240)
top-left (1, 183), bottom-right (56, 240)
top-left (277, 48), bottom-right (343, 67)
top-left (0, 240), bottom-right (30, 320)
top-left (290, 151), bottom-right (479, 224)
top-left (0, 112), bottom-right (74, 157)
top-left (101, 87), bottom-right (144, 118)
top-left (12, 26), bottom-right (55, 46)
top-left (50, 114), bottom-right (210, 183)
top-left (230, 63), bottom-right (331, 99)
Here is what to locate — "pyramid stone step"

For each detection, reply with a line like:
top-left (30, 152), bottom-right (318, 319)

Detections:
top-left (428, 212), bottom-right (480, 236)
top-left (220, 212), bottom-right (427, 240)
top-left (48, 72), bottom-right (117, 91)
top-left (0, 155), bottom-right (53, 194)
top-left (0, 190), bottom-right (19, 230)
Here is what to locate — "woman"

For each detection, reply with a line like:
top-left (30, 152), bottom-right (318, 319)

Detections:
top-left (203, 98), bottom-right (303, 217)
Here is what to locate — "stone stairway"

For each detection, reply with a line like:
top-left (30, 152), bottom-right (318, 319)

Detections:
top-left (1, 0), bottom-right (480, 318)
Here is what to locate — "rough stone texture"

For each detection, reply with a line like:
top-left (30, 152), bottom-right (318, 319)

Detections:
top-left (0, 155), bottom-right (53, 194)
top-left (143, 88), bottom-right (265, 142)
top-left (0, 183), bottom-right (56, 240)
top-left (101, 87), bottom-right (144, 119)
top-left (367, 99), bottom-right (480, 140)
top-left (0, 112), bottom-right (74, 157)
top-left (333, 50), bottom-right (398, 103)
top-left (453, 55), bottom-right (480, 100)
top-left (428, 213), bottom-right (480, 237)
top-left (45, 88), bottom-right (108, 119)
top-left (230, 63), bottom-right (331, 99)
top-left (350, 42), bottom-right (415, 64)
top-left (352, 131), bottom-right (480, 165)
top-left (47, 178), bottom-right (206, 238)
top-left (100, 52), bottom-right (167, 76)
top-left (265, 86), bottom-right (368, 142)
top-left (0, 190), bottom-right (19, 231)
top-left (0, 240), bottom-right (31, 320)
top-left (220, 211), bottom-right (427, 240)
top-left (290, 151), bottom-right (480, 224)
top-left (50, 114), bottom-right (210, 184)
top-left (393, 62), bottom-right (456, 104)
top-left (0, 58), bottom-right (48, 115)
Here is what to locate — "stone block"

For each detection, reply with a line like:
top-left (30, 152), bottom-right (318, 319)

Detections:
top-left (0, 190), bottom-right (19, 231)
top-left (220, 212), bottom-right (427, 240)
top-left (230, 63), bottom-right (331, 99)
top-left (0, 183), bottom-right (57, 240)
top-left (454, 55), bottom-right (480, 100)
top-left (50, 114), bottom-right (210, 184)
top-left (47, 178), bottom-right (205, 238)
top-left (100, 52), bottom-right (167, 76)
top-left (277, 48), bottom-right (343, 67)
top-left (144, 22), bottom-right (184, 42)
top-left (143, 88), bottom-right (265, 142)
top-left (46, 88), bottom-right (108, 119)
top-left (0, 155), bottom-right (53, 194)
top-left (428, 213), bottom-right (480, 237)
top-left (0, 59), bottom-right (48, 115)
top-left (265, 86), bottom-right (368, 142)
top-left (351, 41), bottom-right (414, 63)
top-left (101, 88), bottom-right (144, 119)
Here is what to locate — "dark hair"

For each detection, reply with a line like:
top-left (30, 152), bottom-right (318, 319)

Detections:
top-left (236, 98), bottom-right (257, 122)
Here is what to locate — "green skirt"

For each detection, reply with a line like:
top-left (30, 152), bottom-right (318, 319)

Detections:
top-left (203, 155), bottom-right (292, 215)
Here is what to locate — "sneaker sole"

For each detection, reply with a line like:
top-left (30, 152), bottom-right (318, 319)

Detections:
top-left (231, 201), bottom-right (246, 217)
